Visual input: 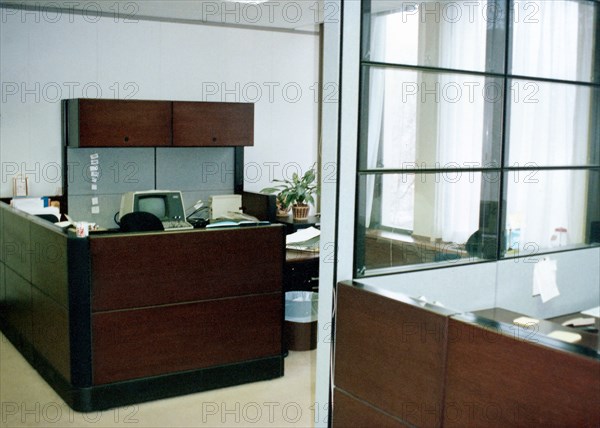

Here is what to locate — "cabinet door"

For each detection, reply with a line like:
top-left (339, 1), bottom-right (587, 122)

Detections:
top-left (70, 99), bottom-right (172, 147)
top-left (172, 101), bottom-right (254, 147)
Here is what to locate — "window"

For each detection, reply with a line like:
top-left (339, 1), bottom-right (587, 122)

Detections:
top-left (356, 0), bottom-right (600, 276)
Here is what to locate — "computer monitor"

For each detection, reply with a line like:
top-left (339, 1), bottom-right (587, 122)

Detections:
top-left (119, 190), bottom-right (193, 231)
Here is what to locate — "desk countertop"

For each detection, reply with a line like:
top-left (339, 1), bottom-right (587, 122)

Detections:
top-left (472, 307), bottom-right (599, 355)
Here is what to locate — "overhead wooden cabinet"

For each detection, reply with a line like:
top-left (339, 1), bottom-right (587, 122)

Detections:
top-left (173, 101), bottom-right (254, 147)
top-left (67, 99), bottom-right (172, 147)
top-left (65, 99), bottom-right (254, 148)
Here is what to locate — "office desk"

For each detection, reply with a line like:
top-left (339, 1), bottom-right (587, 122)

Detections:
top-left (285, 249), bottom-right (319, 292)
top-left (548, 311), bottom-right (600, 333)
top-left (474, 307), bottom-right (600, 353)
top-left (0, 202), bottom-right (285, 411)
top-left (277, 215), bottom-right (320, 234)
top-left (333, 284), bottom-right (600, 428)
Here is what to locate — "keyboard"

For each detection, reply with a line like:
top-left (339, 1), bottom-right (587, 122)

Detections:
top-left (162, 220), bottom-right (194, 231)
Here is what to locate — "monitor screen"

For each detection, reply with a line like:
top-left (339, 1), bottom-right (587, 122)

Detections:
top-left (137, 196), bottom-right (167, 220)
top-left (120, 190), bottom-right (187, 224)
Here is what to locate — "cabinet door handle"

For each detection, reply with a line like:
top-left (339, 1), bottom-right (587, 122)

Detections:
top-left (212, 137), bottom-right (217, 143)
top-left (124, 136), bottom-right (130, 142)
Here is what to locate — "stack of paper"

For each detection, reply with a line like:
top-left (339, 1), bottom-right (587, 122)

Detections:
top-left (11, 197), bottom-right (60, 221)
top-left (286, 226), bottom-right (320, 252)
top-left (581, 306), bottom-right (600, 318)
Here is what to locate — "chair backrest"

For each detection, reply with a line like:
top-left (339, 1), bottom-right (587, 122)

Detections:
top-left (35, 214), bottom-right (59, 223)
top-left (119, 212), bottom-right (164, 232)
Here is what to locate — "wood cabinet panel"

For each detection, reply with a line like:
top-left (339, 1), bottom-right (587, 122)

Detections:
top-left (31, 287), bottom-right (70, 382)
top-left (173, 101), bottom-right (254, 146)
top-left (444, 318), bottom-right (600, 428)
top-left (92, 293), bottom-right (282, 385)
top-left (4, 267), bottom-right (32, 345)
top-left (90, 226), bottom-right (284, 312)
top-left (333, 389), bottom-right (411, 428)
top-left (71, 99), bottom-right (171, 147)
top-left (334, 283), bottom-right (447, 427)
top-left (30, 221), bottom-right (68, 307)
top-left (2, 208), bottom-right (31, 281)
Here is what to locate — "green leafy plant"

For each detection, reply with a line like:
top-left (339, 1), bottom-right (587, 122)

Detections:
top-left (261, 165), bottom-right (318, 210)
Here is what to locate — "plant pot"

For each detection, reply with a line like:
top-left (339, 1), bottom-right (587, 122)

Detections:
top-left (276, 201), bottom-right (291, 217)
top-left (292, 204), bottom-right (310, 220)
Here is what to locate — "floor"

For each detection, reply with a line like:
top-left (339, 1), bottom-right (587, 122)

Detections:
top-left (0, 333), bottom-right (317, 428)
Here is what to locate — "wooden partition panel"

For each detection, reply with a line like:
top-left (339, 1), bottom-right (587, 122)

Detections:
top-left (334, 283), bottom-right (449, 427)
top-left (92, 293), bottom-right (282, 385)
top-left (31, 287), bottom-right (70, 381)
top-left (444, 318), bottom-right (600, 427)
top-left (30, 221), bottom-right (69, 307)
top-left (90, 226), bottom-right (284, 311)
top-left (333, 388), bottom-right (411, 428)
top-left (0, 262), bottom-right (5, 306)
top-left (2, 208), bottom-right (31, 281)
top-left (3, 267), bottom-right (32, 345)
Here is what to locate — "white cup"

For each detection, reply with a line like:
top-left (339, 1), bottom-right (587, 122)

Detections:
top-left (76, 222), bottom-right (89, 238)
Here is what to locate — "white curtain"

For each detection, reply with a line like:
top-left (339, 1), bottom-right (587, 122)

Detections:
top-left (364, 16), bottom-right (387, 228)
top-left (507, 0), bottom-right (593, 248)
top-left (432, 7), bottom-right (487, 243)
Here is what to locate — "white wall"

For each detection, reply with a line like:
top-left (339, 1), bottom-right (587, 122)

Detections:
top-left (0, 7), bottom-right (319, 199)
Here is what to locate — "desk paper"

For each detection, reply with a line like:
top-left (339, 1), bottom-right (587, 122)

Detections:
top-left (513, 316), bottom-right (540, 327)
top-left (533, 258), bottom-right (559, 303)
top-left (286, 226), bottom-right (321, 245)
top-left (581, 306), bottom-right (600, 318)
top-left (547, 330), bottom-right (581, 343)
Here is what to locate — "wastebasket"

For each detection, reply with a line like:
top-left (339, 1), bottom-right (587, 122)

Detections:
top-left (284, 291), bottom-right (318, 351)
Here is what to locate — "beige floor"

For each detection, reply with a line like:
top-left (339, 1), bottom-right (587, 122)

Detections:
top-left (0, 333), bottom-right (317, 428)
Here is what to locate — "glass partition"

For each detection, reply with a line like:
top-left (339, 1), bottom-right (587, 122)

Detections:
top-left (507, 80), bottom-right (600, 167)
top-left (502, 169), bottom-right (600, 257)
top-left (363, 0), bottom-right (506, 74)
top-left (357, 171), bottom-right (501, 275)
top-left (360, 66), bottom-right (504, 170)
top-left (357, 0), bottom-right (600, 276)
top-left (510, 0), bottom-right (599, 84)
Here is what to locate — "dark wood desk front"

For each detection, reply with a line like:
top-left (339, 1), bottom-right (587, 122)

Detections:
top-left (0, 201), bottom-right (285, 411)
top-left (333, 282), bottom-right (600, 428)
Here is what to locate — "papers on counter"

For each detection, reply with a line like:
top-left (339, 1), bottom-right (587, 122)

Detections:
top-left (581, 306), bottom-right (600, 318)
top-left (286, 226), bottom-right (320, 252)
top-left (547, 330), bottom-right (582, 343)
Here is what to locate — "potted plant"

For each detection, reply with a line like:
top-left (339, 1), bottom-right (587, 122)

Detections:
top-left (261, 166), bottom-right (318, 220)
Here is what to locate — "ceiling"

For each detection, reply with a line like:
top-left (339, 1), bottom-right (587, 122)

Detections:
top-left (0, 0), bottom-right (325, 32)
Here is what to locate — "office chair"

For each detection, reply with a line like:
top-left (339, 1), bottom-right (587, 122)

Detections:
top-left (35, 214), bottom-right (59, 223)
top-left (119, 212), bottom-right (164, 232)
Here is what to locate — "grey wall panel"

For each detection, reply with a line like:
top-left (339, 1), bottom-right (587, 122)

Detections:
top-left (496, 247), bottom-right (600, 319)
top-left (156, 148), bottom-right (235, 192)
top-left (361, 262), bottom-right (498, 313)
top-left (68, 195), bottom-right (123, 230)
top-left (66, 148), bottom-right (155, 196)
